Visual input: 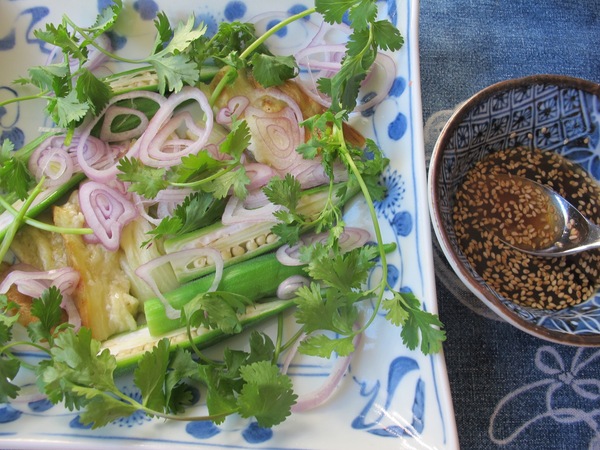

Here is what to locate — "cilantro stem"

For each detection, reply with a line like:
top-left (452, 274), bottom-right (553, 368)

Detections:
top-left (0, 178), bottom-right (45, 262)
top-left (170, 165), bottom-right (237, 189)
top-left (184, 320), bottom-right (223, 366)
top-left (109, 387), bottom-right (234, 423)
top-left (0, 340), bottom-right (51, 356)
top-left (62, 17), bottom-right (136, 65)
top-left (238, 8), bottom-right (316, 62)
top-left (280, 326), bottom-right (304, 354)
top-left (0, 195), bottom-right (93, 236)
top-left (273, 313), bottom-right (285, 363)
top-left (336, 127), bottom-right (388, 334)
top-left (0, 91), bottom-right (49, 109)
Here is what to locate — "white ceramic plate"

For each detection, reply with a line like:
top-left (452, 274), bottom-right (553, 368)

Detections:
top-left (0, 0), bottom-right (458, 448)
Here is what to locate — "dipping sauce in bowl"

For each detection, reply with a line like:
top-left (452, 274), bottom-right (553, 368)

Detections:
top-left (429, 74), bottom-right (600, 344)
top-left (452, 146), bottom-right (600, 310)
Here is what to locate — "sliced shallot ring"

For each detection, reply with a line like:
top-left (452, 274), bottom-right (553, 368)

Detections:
top-left (100, 105), bottom-right (150, 142)
top-left (276, 275), bottom-right (310, 299)
top-left (245, 162), bottom-right (278, 191)
top-left (138, 86), bottom-right (213, 167)
top-left (76, 90), bottom-right (166, 181)
top-left (354, 53), bottom-right (397, 112)
top-left (216, 96), bottom-right (250, 125)
top-left (155, 187), bottom-right (194, 220)
top-left (79, 181), bottom-right (138, 251)
top-left (244, 88), bottom-right (305, 173)
top-left (33, 147), bottom-right (74, 187)
top-left (0, 267), bottom-right (79, 298)
top-left (0, 267), bottom-right (82, 330)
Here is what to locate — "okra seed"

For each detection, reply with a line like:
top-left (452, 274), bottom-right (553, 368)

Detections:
top-left (231, 245), bottom-right (245, 257)
top-left (266, 233), bottom-right (277, 244)
top-left (256, 235), bottom-right (267, 246)
top-left (246, 239), bottom-right (258, 251)
top-left (192, 257), bottom-right (207, 268)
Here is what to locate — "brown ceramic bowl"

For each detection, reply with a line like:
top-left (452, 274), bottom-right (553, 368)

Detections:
top-left (428, 74), bottom-right (600, 345)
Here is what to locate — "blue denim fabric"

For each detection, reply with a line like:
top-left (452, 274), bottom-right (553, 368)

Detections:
top-left (420, 1), bottom-right (600, 449)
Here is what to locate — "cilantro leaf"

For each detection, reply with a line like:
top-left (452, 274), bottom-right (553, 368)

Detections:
top-left (172, 192), bottom-right (227, 235)
top-left (150, 54), bottom-right (201, 94)
top-left (0, 295), bottom-right (21, 402)
top-left (75, 389), bottom-right (138, 429)
top-left (143, 192), bottom-right (226, 245)
top-left (49, 90), bottom-right (90, 127)
top-left (162, 15), bottom-right (207, 55)
top-left (24, 63), bottom-right (69, 91)
top-left (0, 358), bottom-right (21, 402)
top-left (89, 0), bottom-right (122, 32)
top-left (38, 328), bottom-right (119, 410)
top-left (251, 54), bottom-right (297, 88)
top-left (238, 361), bottom-right (297, 427)
top-left (117, 157), bottom-right (168, 199)
top-left (174, 151), bottom-right (223, 182)
top-left (165, 348), bottom-right (200, 413)
top-left (152, 12), bottom-right (174, 53)
top-left (315, 0), bottom-right (404, 111)
top-left (0, 294), bottom-right (19, 344)
top-left (269, 221), bottom-right (301, 246)
top-left (196, 363), bottom-right (238, 423)
top-left (0, 140), bottom-right (33, 200)
top-left (189, 22), bottom-right (266, 69)
top-left (147, 15), bottom-right (207, 93)
top-left (75, 69), bottom-right (111, 115)
top-left (196, 333), bottom-right (278, 424)
top-left (305, 244), bottom-right (378, 291)
top-left (34, 23), bottom-right (86, 61)
top-left (383, 291), bottom-right (446, 355)
top-left (294, 283), bottom-right (359, 335)
top-left (299, 333), bottom-right (356, 358)
top-left (201, 168), bottom-right (249, 200)
top-left (372, 20), bottom-right (404, 51)
top-left (220, 118), bottom-right (251, 161)
top-left (134, 338), bottom-right (170, 412)
top-left (316, 0), bottom-right (357, 23)
top-left (264, 174), bottom-right (301, 212)
top-left (27, 286), bottom-right (65, 344)
top-left (348, 0), bottom-right (378, 31)
top-left (183, 292), bottom-right (251, 334)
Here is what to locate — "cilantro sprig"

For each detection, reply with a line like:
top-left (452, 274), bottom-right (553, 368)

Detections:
top-left (117, 118), bottom-right (250, 201)
top-left (315, 0), bottom-right (404, 112)
top-left (267, 111), bottom-right (446, 357)
top-left (0, 285), bottom-right (296, 428)
top-left (5, 1), bottom-right (207, 134)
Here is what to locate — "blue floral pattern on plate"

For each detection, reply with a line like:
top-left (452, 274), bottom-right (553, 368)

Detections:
top-left (0, 0), bottom-right (457, 448)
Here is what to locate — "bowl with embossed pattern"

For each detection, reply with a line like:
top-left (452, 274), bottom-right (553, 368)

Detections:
top-left (428, 74), bottom-right (600, 345)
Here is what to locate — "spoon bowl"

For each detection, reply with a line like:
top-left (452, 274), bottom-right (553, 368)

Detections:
top-left (428, 74), bottom-right (600, 345)
top-left (497, 176), bottom-right (600, 257)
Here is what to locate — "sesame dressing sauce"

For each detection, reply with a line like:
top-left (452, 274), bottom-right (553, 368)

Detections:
top-left (452, 147), bottom-right (600, 310)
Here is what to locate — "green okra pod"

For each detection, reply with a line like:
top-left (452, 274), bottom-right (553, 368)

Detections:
top-left (144, 251), bottom-right (307, 335)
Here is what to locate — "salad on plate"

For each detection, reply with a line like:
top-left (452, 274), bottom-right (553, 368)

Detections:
top-left (0, 0), bottom-right (445, 431)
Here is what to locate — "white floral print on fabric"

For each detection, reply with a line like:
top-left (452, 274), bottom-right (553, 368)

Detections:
top-left (489, 346), bottom-right (600, 448)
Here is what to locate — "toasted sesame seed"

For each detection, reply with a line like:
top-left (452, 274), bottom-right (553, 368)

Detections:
top-left (452, 146), bottom-right (600, 310)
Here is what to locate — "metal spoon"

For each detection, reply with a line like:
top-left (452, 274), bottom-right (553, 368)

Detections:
top-left (498, 176), bottom-right (600, 257)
